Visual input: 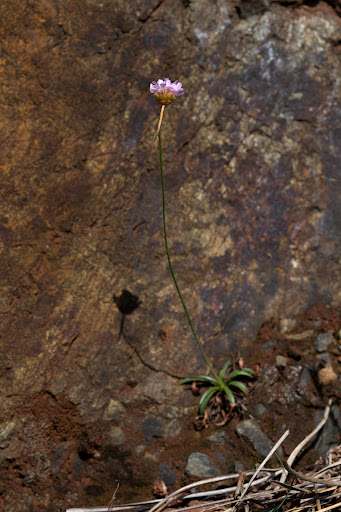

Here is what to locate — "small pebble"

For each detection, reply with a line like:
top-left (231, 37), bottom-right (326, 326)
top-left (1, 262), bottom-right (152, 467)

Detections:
top-left (260, 339), bottom-right (276, 353)
top-left (107, 426), bottom-right (126, 446)
top-left (318, 367), bottom-right (338, 386)
top-left (280, 318), bottom-right (297, 334)
top-left (235, 462), bottom-right (244, 472)
top-left (298, 366), bottom-right (311, 390)
top-left (276, 355), bottom-right (287, 369)
top-left (157, 463), bottom-right (176, 485)
top-left (207, 431), bottom-right (228, 444)
top-left (316, 353), bottom-right (332, 366)
top-left (315, 403), bottom-right (341, 456)
top-left (185, 452), bottom-right (221, 478)
top-left (315, 333), bottom-right (334, 353)
top-left (253, 403), bottom-right (267, 418)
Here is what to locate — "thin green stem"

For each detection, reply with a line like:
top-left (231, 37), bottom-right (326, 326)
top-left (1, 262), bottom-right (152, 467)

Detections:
top-left (270, 454), bottom-right (293, 512)
top-left (158, 129), bottom-right (219, 380)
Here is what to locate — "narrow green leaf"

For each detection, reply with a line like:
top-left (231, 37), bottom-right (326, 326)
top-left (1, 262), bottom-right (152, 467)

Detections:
top-left (242, 367), bottom-right (255, 375)
top-left (226, 369), bottom-right (255, 382)
top-left (198, 386), bottom-right (219, 415)
top-left (229, 380), bottom-right (249, 394)
top-left (181, 378), bottom-right (194, 384)
top-left (221, 383), bottom-right (235, 405)
top-left (181, 375), bottom-right (218, 385)
top-left (219, 359), bottom-right (231, 380)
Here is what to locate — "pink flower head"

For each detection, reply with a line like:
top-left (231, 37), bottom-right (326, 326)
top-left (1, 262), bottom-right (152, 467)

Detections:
top-left (150, 78), bottom-right (184, 106)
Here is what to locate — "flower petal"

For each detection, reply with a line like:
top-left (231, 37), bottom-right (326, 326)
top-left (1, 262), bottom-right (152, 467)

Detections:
top-left (150, 78), bottom-right (185, 103)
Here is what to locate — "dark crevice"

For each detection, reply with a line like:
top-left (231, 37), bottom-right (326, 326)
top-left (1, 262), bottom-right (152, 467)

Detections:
top-left (236, 0), bottom-right (341, 18)
top-left (113, 290), bottom-right (183, 379)
top-left (274, 0), bottom-right (340, 16)
top-left (276, 0), bottom-right (320, 5)
top-left (170, 122), bottom-right (204, 162)
top-left (138, 0), bottom-right (167, 23)
top-left (235, 0), bottom-right (269, 19)
top-left (121, 330), bottom-right (183, 380)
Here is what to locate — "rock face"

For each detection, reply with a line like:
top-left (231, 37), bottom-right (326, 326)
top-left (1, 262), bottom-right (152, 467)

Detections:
top-left (1, 0), bottom-right (341, 510)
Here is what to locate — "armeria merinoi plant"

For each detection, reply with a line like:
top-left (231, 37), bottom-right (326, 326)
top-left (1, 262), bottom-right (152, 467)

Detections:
top-left (150, 78), bottom-right (255, 422)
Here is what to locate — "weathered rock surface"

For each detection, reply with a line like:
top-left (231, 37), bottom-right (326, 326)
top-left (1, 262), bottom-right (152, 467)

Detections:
top-left (1, 0), bottom-right (341, 509)
top-left (315, 403), bottom-right (341, 456)
top-left (315, 333), bottom-right (335, 353)
top-left (185, 452), bottom-right (221, 478)
top-left (157, 462), bottom-right (177, 486)
top-left (235, 419), bottom-right (275, 458)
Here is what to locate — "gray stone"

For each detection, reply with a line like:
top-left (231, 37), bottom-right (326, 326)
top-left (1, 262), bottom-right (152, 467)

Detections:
top-left (141, 415), bottom-right (165, 442)
top-left (234, 462), bottom-right (245, 472)
top-left (253, 403), bottom-right (267, 418)
top-left (185, 452), bottom-right (221, 478)
top-left (316, 353), bottom-right (332, 366)
top-left (314, 404), bottom-right (341, 457)
top-left (235, 419), bottom-right (276, 459)
top-left (207, 431), bottom-right (228, 444)
top-left (260, 339), bottom-right (276, 353)
top-left (164, 419), bottom-right (182, 438)
top-left (315, 334), bottom-right (335, 353)
top-left (213, 451), bottom-right (225, 466)
top-left (157, 463), bottom-right (177, 486)
top-left (298, 366), bottom-right (312, 390)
